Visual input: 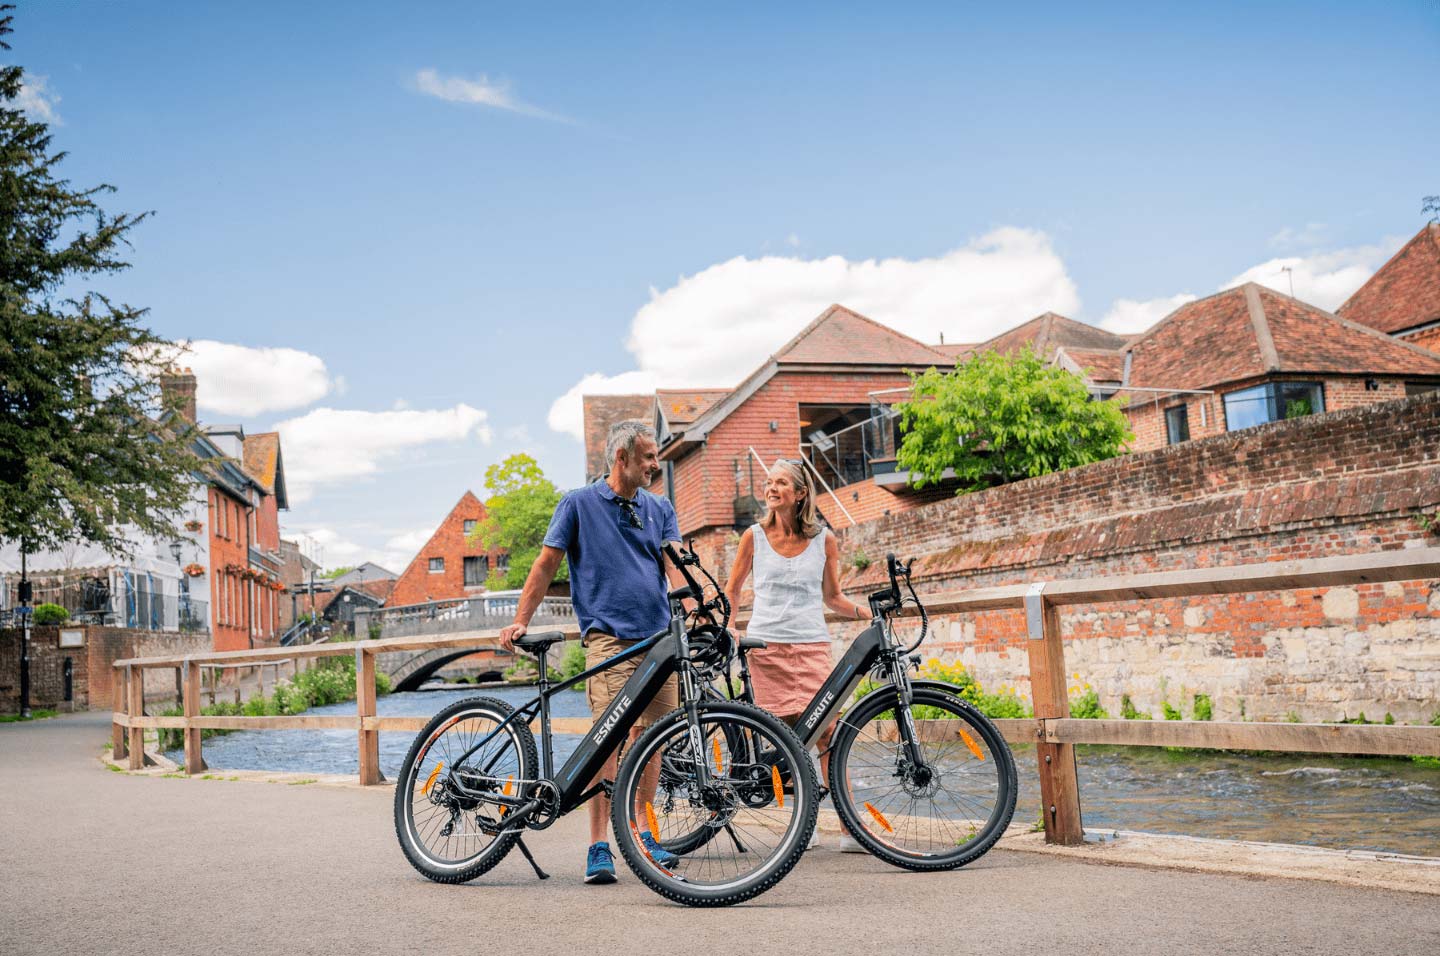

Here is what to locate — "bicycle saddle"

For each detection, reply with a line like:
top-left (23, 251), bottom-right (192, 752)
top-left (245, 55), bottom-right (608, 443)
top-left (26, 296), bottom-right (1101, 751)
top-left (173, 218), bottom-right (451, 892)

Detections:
top-left (512, 630), bottom-right (566, 651)
top-left (739, 636), bottom-right (767, 651)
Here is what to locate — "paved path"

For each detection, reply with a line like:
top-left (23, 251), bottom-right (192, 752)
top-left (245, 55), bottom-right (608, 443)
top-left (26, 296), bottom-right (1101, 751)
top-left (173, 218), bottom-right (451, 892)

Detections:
top-left (2, 713), bottom-right (1437, 956)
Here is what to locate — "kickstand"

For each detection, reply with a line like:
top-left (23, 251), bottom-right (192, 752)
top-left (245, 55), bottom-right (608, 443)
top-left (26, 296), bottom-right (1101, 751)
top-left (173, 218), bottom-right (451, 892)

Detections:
top-left (515, 837), bottom-right (550, 880)
top-left (724, 823), bottom-right (748, 854)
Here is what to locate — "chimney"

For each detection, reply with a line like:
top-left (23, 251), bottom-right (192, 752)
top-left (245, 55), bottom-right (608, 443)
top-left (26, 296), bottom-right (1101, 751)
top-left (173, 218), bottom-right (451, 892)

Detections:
top-left (159, 367), bottom-right (198, 424)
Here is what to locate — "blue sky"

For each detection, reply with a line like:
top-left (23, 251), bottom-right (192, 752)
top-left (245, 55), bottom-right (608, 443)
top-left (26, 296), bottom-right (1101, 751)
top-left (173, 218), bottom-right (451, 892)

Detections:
top-left (15, 0), bottom-right (1439, 570)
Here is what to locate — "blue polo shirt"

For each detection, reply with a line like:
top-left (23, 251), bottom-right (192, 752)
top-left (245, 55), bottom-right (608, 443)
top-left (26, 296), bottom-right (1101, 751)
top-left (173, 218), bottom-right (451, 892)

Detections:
top-left (543, 480), bottom-right (681, 641)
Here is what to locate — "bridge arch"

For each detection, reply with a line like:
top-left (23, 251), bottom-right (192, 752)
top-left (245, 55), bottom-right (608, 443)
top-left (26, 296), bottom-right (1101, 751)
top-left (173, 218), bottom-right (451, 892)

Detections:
top-left (387, 647), bottom-right (515, 691)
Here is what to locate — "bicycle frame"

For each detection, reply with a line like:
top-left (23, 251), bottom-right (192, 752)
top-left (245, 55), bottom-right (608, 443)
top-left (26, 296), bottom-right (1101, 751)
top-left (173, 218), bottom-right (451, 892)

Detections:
top-left (442, 595), bottom-right (712, 820)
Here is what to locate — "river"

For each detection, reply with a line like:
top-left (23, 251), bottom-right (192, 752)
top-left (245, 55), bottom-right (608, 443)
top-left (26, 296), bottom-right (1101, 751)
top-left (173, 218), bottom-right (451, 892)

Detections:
top-left (166, 686), bottom-right (1440, 858)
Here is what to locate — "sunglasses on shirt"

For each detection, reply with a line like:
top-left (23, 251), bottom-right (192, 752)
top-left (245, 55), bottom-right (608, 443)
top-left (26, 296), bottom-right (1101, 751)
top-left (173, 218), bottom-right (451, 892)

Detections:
top-left (616, 497), bottom-right (644, 530)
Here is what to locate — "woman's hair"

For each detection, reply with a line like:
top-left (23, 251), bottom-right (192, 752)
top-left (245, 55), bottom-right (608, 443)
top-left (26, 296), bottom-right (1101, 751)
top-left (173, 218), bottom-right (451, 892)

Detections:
top-left (761, 459), bottom-right (823, 538)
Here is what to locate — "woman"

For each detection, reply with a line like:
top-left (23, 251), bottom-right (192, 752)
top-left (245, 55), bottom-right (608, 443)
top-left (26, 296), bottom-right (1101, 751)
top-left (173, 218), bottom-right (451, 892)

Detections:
top-left (725, 459), bottom-right (871, 848)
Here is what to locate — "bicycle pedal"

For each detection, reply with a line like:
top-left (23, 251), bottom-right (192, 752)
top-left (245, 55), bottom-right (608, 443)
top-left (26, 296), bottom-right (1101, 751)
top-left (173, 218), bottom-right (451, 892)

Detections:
top-left (601, 778), bottom-right (615, 798)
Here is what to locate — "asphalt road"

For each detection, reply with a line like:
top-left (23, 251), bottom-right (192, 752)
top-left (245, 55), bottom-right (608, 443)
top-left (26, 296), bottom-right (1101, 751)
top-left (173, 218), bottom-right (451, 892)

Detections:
top-left (2, 712), bottom-right (1436, 956)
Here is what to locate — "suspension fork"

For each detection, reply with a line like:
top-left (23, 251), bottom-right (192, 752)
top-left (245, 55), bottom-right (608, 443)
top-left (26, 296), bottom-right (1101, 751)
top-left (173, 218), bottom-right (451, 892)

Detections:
top-left (885, 645), bottom-right (927, 771)
top-left (674, 612), bottom-right (713, 788)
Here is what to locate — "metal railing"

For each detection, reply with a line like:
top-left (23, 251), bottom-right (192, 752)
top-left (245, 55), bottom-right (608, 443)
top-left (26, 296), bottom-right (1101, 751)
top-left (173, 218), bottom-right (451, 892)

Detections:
top-left (109, 546), bottom-right (1440, 849)
top-left (356, 594), bottom-right (574, 640)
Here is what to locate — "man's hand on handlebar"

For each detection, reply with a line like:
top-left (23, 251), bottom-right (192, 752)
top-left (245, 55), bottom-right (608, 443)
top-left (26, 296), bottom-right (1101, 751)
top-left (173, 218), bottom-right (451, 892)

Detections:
top-left (498, 621), bottom-right (527, 652)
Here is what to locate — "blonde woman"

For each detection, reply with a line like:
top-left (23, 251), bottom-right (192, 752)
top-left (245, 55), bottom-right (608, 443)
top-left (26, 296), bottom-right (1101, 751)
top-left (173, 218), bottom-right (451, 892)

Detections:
top-left (725, 459), bottom-right (871, 848)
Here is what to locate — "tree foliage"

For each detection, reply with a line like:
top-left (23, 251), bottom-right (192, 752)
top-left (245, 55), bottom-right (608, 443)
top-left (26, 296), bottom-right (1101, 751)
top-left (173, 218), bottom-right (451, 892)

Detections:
top-left (896, 345), bottom-right (1133, 492)
top-left (470, 454), bottom-right (568, 589)
top-left (0, 9), bottom-right (196, 555)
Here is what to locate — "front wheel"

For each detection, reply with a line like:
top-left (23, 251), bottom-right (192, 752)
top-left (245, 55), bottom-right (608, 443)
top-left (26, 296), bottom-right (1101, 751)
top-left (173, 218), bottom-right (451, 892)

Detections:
top-left (829, 686), bottom-right (1017, 871)
top-left (394, 696), bottom-right (538, 884)
top-left (611, 700), bottom-right (817, 907)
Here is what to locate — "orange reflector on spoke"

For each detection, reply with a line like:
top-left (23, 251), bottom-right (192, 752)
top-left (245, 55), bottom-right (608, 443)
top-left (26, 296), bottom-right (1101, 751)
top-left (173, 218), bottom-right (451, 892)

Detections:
top-left (645, 801), bottom-right (660, 838)
top-left (712, 736), bottom-right (724, 774)
top-left (771, 765), bottom-right (784, 809)
top-left (422, 762), bottom-right (443, 795)
top-left (958, 728), bottom-right (985, 760)
top-left (864, 801), bottom-right (894, 833)
top-left (503, 775), bottom-right (514, 796)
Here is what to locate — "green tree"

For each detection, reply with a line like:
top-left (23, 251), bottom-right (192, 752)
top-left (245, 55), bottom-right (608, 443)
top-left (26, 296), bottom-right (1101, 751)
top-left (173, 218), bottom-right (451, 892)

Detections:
top-left (896, 345), bottom-right (1133, 492)
top-left (320, 566), bottom-right (356, 580)
top-left (0, 9), bottom-right (196, 557)
top-left (469, 454), bottom-right (568, 589)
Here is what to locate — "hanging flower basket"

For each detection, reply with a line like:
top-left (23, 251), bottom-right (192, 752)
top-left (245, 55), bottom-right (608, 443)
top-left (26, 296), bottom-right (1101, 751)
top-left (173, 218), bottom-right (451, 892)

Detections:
top-left (183, 563), bottom-right (206, 578)
top-left (183, 519), bottom-right (204, 533)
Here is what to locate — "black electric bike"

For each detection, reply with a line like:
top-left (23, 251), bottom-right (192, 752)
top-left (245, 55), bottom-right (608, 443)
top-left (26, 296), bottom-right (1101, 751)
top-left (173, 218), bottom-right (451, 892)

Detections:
top-left (660, 548), bottom-right (1018, 872)
top-left (392, 581), bottom-right (819, 907)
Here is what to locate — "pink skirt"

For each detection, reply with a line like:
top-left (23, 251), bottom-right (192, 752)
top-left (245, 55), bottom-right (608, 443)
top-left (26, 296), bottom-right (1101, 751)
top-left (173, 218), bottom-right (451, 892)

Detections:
top-left (748, 641), bottom-right (834, 718)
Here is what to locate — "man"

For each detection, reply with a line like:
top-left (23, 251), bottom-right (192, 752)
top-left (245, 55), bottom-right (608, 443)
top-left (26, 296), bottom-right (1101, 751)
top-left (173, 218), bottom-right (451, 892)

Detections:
top-left (499, 419), bottom-right (686, 885)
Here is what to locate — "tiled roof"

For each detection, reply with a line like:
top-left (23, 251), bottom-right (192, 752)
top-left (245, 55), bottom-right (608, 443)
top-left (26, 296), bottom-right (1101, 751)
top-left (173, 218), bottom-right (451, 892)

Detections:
top-left (656, 389), bottom-right (729, 427)
top-left (242, 432), bottom-right (280, 494)
top-left (979, 312), bottom-right (1130, 357)
top-left (1337, 224), bottom-right (1440, 335)
top-left (931, 342), bottom-right (976, 360)
top-left (1060, 347), bottom-right (1127, 382)
top-left (775, 304), bottom-right (951, 367)
top-left (582, 394), bottom-right (653, 481)
top-left (1126, 283), bottom-right (1440, 391)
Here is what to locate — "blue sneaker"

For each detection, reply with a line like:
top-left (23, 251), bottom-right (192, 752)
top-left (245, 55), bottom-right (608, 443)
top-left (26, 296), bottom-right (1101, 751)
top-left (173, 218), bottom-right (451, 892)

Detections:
top-left (584, 841), bottom-right (616, 884)
top-left (640, 830), bottom-right (680, 868)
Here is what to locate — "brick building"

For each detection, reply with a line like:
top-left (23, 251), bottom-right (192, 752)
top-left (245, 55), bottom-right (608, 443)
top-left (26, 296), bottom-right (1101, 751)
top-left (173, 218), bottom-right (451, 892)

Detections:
top-left (1338, 223), bottom-right (1440, 355)
top-left (388, 492), bottom-right (510, 606)
top-left (581, 394), bottom-right (655, 483)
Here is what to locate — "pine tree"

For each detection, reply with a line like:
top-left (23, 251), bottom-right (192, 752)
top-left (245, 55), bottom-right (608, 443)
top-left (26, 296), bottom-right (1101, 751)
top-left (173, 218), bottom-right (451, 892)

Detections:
top-left (0, 6), bottom-right (196, 556)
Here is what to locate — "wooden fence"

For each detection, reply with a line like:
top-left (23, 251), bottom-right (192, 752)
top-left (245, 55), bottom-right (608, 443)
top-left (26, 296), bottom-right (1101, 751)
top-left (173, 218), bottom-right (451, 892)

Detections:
top-left (111, 546), bottom-right (1440, 845)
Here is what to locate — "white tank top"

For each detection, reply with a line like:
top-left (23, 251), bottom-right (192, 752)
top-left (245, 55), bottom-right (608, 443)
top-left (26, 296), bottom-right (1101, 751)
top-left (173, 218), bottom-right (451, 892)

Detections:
top-left (747, 524), bottom-right (830, 644)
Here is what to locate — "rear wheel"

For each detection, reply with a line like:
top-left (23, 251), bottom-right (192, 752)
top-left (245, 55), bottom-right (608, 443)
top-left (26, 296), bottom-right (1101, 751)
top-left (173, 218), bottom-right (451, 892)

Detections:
top-left (612, 700), bottom-right (817, 907)
top-left (394, 696), bottom-right (538, 883)
top-left (829, 686), bottom-right (1016, 871)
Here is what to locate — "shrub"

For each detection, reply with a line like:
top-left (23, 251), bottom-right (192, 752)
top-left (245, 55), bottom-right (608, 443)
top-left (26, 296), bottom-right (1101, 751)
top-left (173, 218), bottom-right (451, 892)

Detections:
top-left (853, 658), bottom-right (1033, 720)
top-left (1069, 688), bottom-right (1108, 720)
top-left (31, 602), bottom-right (69, 625)
top-left (1192, 693), bottom-right (1213, 722)
top-left (850, 550), bottom-right (872, 572)
top-left (558, 641), bottom-right (586, 682)
top-left (1162, 701), bottom-right (1183, 721)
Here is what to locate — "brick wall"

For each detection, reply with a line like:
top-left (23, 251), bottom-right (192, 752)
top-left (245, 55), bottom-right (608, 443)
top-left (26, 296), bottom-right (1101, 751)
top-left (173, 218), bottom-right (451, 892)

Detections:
top-left (830, 391), bottom-right (1440, 723)
top-left (389, 492), bottom-right (509, 607)
top-left (1400, 324), bottom-right (1440, 355)
top-left (0, 625), bottom-right (210, 713)
top-left (208, 486), bottom-right (252, 652)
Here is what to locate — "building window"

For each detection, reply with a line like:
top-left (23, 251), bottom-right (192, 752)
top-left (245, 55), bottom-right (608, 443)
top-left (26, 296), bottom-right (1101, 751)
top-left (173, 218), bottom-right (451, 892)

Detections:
top-left (428, 557), bottom-right (444, 573)
top-left (1164, 405), bottom-right (1190, 445)
top-left (463, 555), bottom-right (488, 586)
top-left (463, 519), bottom-right (477, 536)
top-left (1406, 381), bottom-right (1438, 397)
top-left (1223, 381), bottom-right (1324, 432)
top-left (496, 553), bottom-right (510, 573)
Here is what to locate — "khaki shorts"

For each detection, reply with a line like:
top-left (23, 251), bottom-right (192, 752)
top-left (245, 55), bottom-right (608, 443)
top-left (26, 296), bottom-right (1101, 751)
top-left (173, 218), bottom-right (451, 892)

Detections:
top-left (584, 632), bottom-right (679, 727)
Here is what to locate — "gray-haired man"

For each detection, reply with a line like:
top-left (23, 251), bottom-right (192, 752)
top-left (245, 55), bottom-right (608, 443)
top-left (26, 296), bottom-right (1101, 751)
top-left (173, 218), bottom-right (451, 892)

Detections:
top-left (499, 420), bottom-right (686, 884)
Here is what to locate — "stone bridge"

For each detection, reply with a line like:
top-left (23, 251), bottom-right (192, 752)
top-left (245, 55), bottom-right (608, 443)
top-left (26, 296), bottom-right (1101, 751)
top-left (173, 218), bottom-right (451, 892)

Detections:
top-left (357, 594), bottom-right (575, 691)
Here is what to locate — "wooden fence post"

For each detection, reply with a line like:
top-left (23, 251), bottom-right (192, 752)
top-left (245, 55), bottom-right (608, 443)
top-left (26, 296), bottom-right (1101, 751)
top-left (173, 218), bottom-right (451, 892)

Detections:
top-left (1024, 583), bottom-right (1083, 845)
top-left (127, 664), bottom-right (146, 771)
top-left (112, 665), bottom-right (128, 761)
top-left (357, 645), bottom-right (383, 785)
top-left (184, 658), bottom-right (207, 774)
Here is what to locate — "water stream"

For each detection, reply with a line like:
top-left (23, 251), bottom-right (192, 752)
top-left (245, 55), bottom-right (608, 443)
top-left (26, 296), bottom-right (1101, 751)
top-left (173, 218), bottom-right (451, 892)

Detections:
top-left (167, 687), bottom-right (1440, 858)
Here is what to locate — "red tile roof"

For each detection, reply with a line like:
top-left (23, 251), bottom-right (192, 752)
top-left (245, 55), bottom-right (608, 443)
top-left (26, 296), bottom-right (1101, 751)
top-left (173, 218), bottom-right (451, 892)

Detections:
top-left (1337, 224), bottom-right (1440, 335)
top-left (979, 312), bottom-right (1130, 357)
top-left (656, 389), bottom-right (729, 427)
top-left (1060, 347), bottom-right (1127, 382)
top-left (582, 394), bottom-right (653, 481)
top-left (775, 304), bottom-right (951, 367)
top-left (241, 432), bottom-right (280, 493)
top-left (1126, 283), bottom-right (1440, 390)
top-left (931, 342), bottom-right (975, 360)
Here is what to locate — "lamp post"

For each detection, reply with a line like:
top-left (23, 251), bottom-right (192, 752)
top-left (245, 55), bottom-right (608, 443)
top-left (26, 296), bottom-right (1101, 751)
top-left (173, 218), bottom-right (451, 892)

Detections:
top-left (18, 548), bottom-right (32, 719)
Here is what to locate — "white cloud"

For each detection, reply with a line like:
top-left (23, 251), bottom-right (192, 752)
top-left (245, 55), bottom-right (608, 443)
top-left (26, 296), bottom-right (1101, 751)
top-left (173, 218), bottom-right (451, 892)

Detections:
top-left (285, 525), bottom-right (423, 576)
top-left (1221, 238), bottom-right (1403, 311)
top-left (16, 74), bottom-right (60, 124)
top-left (412, 68), bottom-right (569, 122)
top-left (548, 227), bottom-right (1081, 439)
top-left (275, 404), bottom-right (492, 502)
top-left (1099, 293), bottom-right (1199, 334)
top-left (1268, 222), bottom-right (1329, 249)
top-left (172, 340), bottom-right (337, 417)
